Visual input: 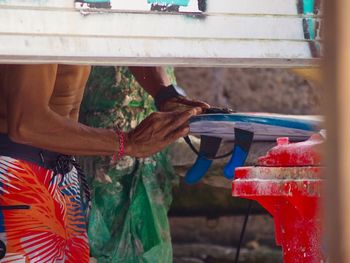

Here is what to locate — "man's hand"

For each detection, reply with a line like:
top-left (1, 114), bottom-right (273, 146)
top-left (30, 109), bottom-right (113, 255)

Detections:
top-left (158, 97), bottom-right (210, 112)
top-left (124, 107), bottom-right (202, 158)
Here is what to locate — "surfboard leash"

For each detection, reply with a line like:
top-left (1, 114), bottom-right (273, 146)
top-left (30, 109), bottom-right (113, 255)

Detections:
top-left (183, 136), bottom-right (233, 160)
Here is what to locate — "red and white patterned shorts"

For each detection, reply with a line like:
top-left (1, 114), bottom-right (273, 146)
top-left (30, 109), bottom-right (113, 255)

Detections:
top-left (0, 156), bottom-right (90, 263)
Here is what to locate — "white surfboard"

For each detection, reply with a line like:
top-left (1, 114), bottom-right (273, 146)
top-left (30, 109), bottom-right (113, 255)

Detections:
top-left (189, 113), bottom-right (323, 142)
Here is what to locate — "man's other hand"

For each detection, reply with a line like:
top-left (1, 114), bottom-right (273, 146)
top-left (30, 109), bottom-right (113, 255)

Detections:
top-left (158, 97), bottom-right (210, 112)
top-left (124, 107), bottom-right (202, 158)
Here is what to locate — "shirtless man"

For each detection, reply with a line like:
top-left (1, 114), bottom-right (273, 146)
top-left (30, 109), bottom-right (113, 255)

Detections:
top-left (0, 64), bottom-right (208, 262)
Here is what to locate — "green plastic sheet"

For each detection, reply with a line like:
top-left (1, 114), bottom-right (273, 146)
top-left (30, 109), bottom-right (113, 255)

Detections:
top-left (81, 67), bottom-right (177, 263)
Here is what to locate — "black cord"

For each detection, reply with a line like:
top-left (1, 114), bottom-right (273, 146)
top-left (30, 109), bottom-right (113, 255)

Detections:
top-left (234, 200), bottom-right (253, 263)
top-left (183, 136), bottom-right (233, 160)
top-left (183, 136), bottom-right (200, 155)
top-left (183, 124), bottom-right (253, 263)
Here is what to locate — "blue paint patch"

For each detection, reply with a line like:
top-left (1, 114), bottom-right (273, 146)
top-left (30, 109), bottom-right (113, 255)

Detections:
top-left (303, 0), bottom-right (316, 39)
top-left (306, 19), bottom-right (316, 40)
top-left (303, 0), bottom-right (315, 14)
top-left (297, 0), bottom-right (321, 57)
top-left (147, 0), bottom-right (190, 7)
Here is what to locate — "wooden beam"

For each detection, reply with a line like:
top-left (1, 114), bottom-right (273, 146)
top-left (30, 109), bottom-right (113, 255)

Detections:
top-left (0, 0), bottom-right (322, 66)
top-left (0, 9), bottom-right (319, 40)
top-left (0, 0), bottom-right (321, 16)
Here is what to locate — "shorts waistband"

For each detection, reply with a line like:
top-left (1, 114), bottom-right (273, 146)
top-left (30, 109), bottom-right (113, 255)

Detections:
top-left (0, 133), bottom-right (91, 225)
top-left (0, 133), bottom-right (62, 170)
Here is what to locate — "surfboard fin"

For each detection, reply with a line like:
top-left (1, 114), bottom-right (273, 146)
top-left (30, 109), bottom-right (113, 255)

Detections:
top-left (185, 135), bottom-right (222, 184)
top-left (223, 128), bottom-right (254, 179)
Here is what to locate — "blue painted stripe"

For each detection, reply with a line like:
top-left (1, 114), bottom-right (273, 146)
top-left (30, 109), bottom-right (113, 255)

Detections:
top-left (147, 0), bottom-right (190, 7)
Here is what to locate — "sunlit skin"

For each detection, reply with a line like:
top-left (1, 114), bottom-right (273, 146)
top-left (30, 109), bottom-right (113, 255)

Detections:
top-left (0, 64), bottom-right (209, 158)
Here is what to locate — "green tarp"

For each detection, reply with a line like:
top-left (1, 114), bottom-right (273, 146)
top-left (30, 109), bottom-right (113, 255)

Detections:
top-left (81, 67), bottom-right (177, 263)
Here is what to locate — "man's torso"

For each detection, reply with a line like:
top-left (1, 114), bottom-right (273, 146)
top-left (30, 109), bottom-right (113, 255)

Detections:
top-left (0, 64), bottom-right (91, 134)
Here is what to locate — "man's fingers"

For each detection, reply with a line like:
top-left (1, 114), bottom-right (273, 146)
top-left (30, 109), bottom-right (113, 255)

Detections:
top-left (167, 106), bottom-right (202, 119)
top-left (184, 106), bottom-right (202, 116)
top-left (163, 107), bottom-right (201, 134)
top-left (175, 97), bottom-right (210, 109)
top-left (160, 97), bottom-right (210, 112)
top-left (165, 125), bottom-right (190, 142)
top-left (161, 106), bottom-right (201, 125)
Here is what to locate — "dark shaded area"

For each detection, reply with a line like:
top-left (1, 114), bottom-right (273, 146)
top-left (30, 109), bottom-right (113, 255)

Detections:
top-left (151, 4), bottom-right (180, 12)
top-left (75, 0), bottom-right (111, 9)
top-left (198, 0), bottom-right (207, 12)
top-left (169, 180), bottom-right (267, 217)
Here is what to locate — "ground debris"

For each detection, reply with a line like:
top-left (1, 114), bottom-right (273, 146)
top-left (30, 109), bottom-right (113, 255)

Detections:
top-left (173, 243), bottom-right (283, 263)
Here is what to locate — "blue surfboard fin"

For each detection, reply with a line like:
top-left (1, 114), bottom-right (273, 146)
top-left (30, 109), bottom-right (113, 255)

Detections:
top-left (224, 128), bottom-right (254, 179)
top-left (185, 135), bottom-right (222, 184)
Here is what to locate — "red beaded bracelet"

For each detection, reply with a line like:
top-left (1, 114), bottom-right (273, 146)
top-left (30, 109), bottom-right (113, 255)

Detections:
top-left (113, 129), bottom-right (125, 162)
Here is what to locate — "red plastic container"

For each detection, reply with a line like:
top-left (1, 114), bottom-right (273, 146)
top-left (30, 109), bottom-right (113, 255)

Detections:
top-left (232, 134), bottom-right (325, 263)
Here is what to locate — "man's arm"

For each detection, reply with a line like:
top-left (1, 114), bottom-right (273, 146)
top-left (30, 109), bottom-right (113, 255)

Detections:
top-left (128, 66), bottom-right (171, 98)
top-left (6, 65), bottom-right (199, 157)
top-left (129, 66), bottom-right (210, 111)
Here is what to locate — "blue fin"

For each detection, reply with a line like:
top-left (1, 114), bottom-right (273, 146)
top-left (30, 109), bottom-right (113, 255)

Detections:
top-left (224, 128), bottom-right (254, 179)
top-left (184, 135), bottom-right (222, 184)
top-left (185, 156), bottom-right (213, 184)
